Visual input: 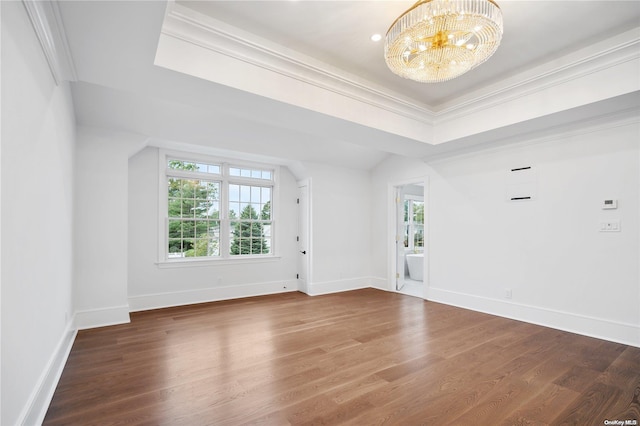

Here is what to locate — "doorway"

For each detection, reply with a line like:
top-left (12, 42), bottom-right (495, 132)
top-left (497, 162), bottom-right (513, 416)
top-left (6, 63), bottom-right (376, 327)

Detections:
top-left (393, 181), bottom-right (426, 298)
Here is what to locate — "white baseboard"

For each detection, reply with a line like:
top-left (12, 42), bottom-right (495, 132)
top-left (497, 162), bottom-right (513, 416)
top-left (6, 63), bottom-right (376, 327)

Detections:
top-left (369, 277), bottom-right (390, 292)
top-left (427, 287), bottom-right (640, 348)
top-left (307, 277), bottom-right (372, 296)
top-left (74, 305), bottom-right (131, 330)
top-left (20, 323), bottom-right (77, 426)
top-left (128, 280), bottom-right (298, 312)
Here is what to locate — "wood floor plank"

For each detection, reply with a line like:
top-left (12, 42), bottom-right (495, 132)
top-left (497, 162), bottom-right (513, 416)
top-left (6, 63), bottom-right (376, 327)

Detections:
top-left (401, 354), bottom-right (552, 425)
top-left (551, 382), bottom-right (625, 425)
top-left (499, 383), bottom-right (580, 425)
top-left (44, 289), bottom-right (640, 425)
top-left (554, 365), bottom-right (602, 392)
top-left (597, 347), bottom-right (640, 391)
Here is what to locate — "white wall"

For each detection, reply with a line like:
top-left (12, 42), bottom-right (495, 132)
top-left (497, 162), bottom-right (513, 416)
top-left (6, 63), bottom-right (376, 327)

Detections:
top-left (301, 163), bottom-right (372, 294)
top-left (74, 127), bottom-right (146, 328)
top-left (372, 118), bottom-right (640, 346)
top-left (127, 146), bottom-right (299, 310)
top-left (125, 143), bottom-right (376, 308)
top-left (89, 134), bottom-right (374, 311)
top-left (1, 2), bottom-right (76, 424)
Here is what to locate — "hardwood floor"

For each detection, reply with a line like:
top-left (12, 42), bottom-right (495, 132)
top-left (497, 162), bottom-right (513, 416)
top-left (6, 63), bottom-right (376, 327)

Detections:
top-left (44, 289), bottom-right (640, 425)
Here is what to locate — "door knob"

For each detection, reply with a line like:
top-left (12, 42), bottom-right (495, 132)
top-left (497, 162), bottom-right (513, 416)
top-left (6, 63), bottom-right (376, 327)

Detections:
top-left (300, 250), bottom-right (306, 255)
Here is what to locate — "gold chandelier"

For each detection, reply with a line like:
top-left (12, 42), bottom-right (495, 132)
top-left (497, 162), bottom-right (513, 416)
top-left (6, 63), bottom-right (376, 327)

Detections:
top-left (385, 0), bottom-right (503, 83)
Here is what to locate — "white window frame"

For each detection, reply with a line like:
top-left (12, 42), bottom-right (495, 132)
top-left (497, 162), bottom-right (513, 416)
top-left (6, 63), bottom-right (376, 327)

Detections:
top-left (158, 150), bottom-right (280, 267)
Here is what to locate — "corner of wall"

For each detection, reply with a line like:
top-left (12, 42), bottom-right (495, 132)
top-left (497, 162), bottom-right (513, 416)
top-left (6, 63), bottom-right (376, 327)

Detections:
top-left (74, 306), bottom-right (131, 330)
top-left (307, 277), bottom-right (373, 296)
top-left (369, 277), bottom-right (390, 292)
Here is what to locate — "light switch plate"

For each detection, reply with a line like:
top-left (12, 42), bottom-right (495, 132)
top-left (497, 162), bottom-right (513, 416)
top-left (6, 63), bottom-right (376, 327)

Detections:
top-left (600, 221), bottom-right (621, 232)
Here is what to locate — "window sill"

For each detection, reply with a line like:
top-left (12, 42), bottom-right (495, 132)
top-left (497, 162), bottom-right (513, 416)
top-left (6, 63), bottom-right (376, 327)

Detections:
top-left (155, 256), bottom-right (281, 269)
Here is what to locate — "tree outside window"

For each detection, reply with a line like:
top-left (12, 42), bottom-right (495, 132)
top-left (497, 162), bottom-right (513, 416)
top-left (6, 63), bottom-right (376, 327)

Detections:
top-left (229, 184), bottom-right (271, 256)
top-left (167, 161), bottom-right (220, 258)
top-left (404, 199), bottom-right (424, 250)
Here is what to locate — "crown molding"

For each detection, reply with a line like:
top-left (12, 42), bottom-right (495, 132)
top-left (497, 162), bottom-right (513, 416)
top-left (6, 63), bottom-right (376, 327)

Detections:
top-left (424, 101), bottom-right (640, 164)
top-left (160, 2), bottom-right (435, 126)
top-left (22, 0), bottom-right (77, 85)
top-left (435, 27), bottom-right (640, 123)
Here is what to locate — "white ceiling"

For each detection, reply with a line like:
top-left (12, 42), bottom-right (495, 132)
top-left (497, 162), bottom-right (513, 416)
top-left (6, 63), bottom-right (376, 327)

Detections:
top-left (58, 1), bottom-right (640, 170)
top-left (179, 0), bottom-right (640, 108)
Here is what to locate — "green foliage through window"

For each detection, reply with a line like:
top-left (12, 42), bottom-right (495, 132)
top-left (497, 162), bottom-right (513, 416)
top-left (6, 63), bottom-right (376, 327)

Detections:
top-left (168, 177), bottom-right (220, 258)
top-left (169, 159), bottom-right (220, 175)
top-left (404, 199), bottom-right (424, 249)
top-left (229, 184), bottom-right (271, 256)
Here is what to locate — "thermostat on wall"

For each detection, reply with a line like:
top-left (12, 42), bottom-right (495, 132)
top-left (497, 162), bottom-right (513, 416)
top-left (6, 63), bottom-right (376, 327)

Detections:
top-left (602, 199), bottom-right (617, 209)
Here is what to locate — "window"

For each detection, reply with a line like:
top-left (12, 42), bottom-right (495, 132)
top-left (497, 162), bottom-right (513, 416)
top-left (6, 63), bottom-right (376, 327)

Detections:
top-left (161, 153), bottom-right (277, 262)
top-left (404, 198), bottom-right (424, 251)
top-left (168, 177), bottom-right (221, 258)
top-left (229, 184), bottom-right (271, 255)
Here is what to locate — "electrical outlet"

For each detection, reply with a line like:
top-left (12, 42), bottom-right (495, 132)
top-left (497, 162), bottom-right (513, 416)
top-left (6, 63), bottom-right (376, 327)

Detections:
top-left (505, 288), bottom-right (512, 299)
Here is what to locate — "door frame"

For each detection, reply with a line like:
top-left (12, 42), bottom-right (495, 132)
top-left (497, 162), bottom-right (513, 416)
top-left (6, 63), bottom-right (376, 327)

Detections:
top-left (297, 179), bottom-right (312, 294)
top-left (387, 176), bottom-right (429, 298)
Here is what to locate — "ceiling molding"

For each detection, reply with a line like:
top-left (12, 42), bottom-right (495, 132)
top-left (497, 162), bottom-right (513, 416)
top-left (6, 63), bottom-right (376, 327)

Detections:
top-left (435, 28), bottom-right (640, 123)
top-left (424, 105), bottom-right (640, 165)
top-left (160, 2), bottom-right (435, 126)
top-left (22, 0), bottom-right (77, 85)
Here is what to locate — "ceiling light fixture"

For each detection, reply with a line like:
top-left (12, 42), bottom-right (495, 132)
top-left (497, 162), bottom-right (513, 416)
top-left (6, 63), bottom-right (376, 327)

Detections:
top-left (385, 0), bottom-right (503, 83)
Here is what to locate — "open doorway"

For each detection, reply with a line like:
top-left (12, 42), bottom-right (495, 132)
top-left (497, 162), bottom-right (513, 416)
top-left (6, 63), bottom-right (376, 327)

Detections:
top-left (394, 181), bottom-right (426, 298)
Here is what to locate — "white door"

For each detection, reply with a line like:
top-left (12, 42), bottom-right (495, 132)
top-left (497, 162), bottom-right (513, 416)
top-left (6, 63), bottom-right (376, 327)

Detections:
top-left (297, 182), bottom-right (310, 294)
